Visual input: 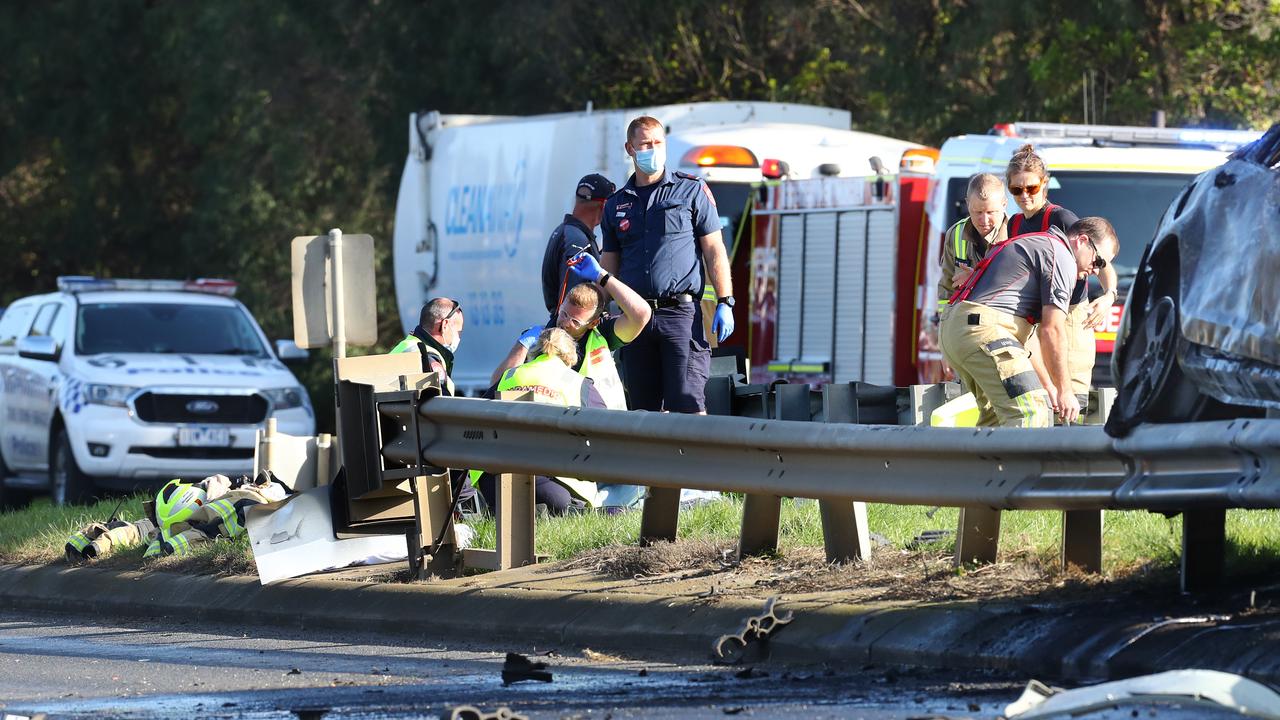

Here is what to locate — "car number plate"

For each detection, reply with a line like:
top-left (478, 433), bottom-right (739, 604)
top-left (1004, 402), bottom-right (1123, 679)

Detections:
top-left (177, 426), bottom-right (231, 447)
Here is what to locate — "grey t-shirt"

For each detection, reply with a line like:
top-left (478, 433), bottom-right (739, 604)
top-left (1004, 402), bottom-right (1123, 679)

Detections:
top-left (965, 228), bottom-right (1076, 322)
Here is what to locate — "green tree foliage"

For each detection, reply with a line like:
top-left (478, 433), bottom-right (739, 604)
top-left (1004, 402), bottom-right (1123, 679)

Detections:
top-left (2, 0), bottom-right (1276, 430)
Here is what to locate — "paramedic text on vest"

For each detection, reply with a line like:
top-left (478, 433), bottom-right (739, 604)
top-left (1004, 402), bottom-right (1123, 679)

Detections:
top-left (600, 115), bottom-right (734, 415)
top-left (491, 252), bottom-right (651, 410)
top-left (391, 296), bottom-right (463, 395)
top-left (940, 217), bottom-right (1119, 427)
top-left (541, 172), bottom-right (616, 317)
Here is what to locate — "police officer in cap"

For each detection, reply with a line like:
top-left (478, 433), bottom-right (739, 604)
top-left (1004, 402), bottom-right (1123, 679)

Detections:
top-left (600, 115), bottom-right (734, 416)
top-left (541, 173), bottom-right (616, 318)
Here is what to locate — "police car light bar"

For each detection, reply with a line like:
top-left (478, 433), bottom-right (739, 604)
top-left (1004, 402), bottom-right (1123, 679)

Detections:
top-left (56, 276), bottom-right (238, 296)
top-left (992, 122), bottom-right (1263, 150)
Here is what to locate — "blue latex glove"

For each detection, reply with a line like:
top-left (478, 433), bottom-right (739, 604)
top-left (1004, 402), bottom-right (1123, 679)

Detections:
top-left (567, 251), bottom-right (604, 283)
top-left (516, 324), bottom-right (542, 351)
top-left (712, 303), bottom-right (735, 343)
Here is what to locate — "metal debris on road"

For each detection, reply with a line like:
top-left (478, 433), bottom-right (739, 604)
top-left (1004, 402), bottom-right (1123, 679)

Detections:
top-left (713, 596), bottom-right (795, 664)
top-left (500, 652), bottom-right (553, 685)
top-left (450, 705), bottom-right (528, 720)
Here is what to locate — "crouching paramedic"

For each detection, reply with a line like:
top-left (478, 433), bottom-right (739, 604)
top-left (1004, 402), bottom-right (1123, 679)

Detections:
top-left (491, 252), bottom-right (652, 509)
top-left (476, 328), bottom-right (608, 514)
top-left (940, 217), bottom-right (1119, 427)
top-left (391, 297), bottom-right (464, 396)
top-left (492, 251), bottom-right (651, 410)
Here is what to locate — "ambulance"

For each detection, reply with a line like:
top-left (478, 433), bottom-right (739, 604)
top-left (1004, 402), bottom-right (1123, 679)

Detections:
top-left (391, 102), bottom-right (920, 394)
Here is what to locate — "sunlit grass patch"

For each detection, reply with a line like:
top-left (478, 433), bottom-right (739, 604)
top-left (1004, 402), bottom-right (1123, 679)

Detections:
top-left (3, 491), bottom-right (1279, 584)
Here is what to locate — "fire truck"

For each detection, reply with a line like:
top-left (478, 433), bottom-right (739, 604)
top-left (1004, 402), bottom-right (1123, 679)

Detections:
top-left (746, 122), bottom-right (1262, 388)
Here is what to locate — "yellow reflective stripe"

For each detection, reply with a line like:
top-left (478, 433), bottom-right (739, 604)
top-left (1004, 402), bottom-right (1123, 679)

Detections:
top-left (209, 499), bottom-right (243, 536)
top-left (953, 221), bottom-right (968, 261)
top-left (766, 362), bottom-right (826, 373)
top-left (702, 284), bottom-right (717, 302)
top-left (67, 533), bottom-right (91, 552)
top-left (165, 532), bottom-right (191, 556)
top-left (1013, 391), bottom-right (1050, 428)
top-left (937, 299), bottom-right (950, 310)
top-left (144, 539), bottom-right (164, 558)
top-left (1048, 162), bottom-right (1215, 173)
top-left (1013, 393), bottom-right (1034, 428)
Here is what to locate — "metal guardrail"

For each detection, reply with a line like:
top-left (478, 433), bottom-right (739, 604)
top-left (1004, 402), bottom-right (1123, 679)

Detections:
top-left (342, 373), bottom-right (1280, 592)
top-left (385, 399), bottom-right (1130, 510)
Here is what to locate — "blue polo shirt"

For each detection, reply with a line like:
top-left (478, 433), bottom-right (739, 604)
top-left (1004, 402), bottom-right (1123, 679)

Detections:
top-left (601, 168), bottom-right (720, 299)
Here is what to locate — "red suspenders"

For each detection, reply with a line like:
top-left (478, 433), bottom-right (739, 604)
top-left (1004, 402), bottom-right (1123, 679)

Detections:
top-left (1009, 203), bottom-right (1057, 238)
top-left (949, 240), bottom-right (1016, 305)
top-left (948, 231), bottom-right (1073, 323)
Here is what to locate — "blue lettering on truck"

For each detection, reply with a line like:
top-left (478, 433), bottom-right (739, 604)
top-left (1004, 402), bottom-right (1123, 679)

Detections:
top-left (443, 159), bottom-right (528, 258)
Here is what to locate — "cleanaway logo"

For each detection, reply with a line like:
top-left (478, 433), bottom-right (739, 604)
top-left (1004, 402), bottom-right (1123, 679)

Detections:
top-left (443, 157), bottom-right (527, 258)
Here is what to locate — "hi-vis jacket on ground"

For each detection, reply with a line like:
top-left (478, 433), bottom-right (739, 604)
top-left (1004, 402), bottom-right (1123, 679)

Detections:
top-left (63, 472), bottom-right (291, 562)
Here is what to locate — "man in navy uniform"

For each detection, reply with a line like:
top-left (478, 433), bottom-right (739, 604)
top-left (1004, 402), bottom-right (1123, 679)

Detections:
top-left (600, 115), bottom-right (735, 540)
top-left (600, 115), bottom-right (735, 416)
top-left (540, 173), bottom-right (616, 318)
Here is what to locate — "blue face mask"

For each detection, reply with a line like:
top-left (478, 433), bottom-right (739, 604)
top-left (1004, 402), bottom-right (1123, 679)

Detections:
top-left (633, 145), bottom-right (665, 175)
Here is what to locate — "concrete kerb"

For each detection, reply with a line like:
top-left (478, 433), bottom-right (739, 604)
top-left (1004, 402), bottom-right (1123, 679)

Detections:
top-left (2, 563), bottom-right (1279, 688)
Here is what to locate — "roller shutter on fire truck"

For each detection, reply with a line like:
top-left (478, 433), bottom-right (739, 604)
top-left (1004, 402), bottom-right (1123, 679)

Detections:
top-left (761, 177), bottom-right (897, 386)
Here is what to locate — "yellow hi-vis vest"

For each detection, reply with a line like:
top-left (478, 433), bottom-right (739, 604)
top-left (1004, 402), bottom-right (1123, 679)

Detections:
top-left (391, 334), bottom-right (455, 395)
top-left (498, 353), bottom-right (588, 406)
top-left (938, 218), bottom-right (971, 313)
top-left (486, 355), bottom-right (600, 505)
top-left (533, 327), bottom-right (625, 410)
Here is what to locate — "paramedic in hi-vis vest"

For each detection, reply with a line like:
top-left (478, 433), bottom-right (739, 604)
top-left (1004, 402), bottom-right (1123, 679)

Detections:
top-left (391, 296), bottom-right (464, 396)
top-left (1005, 145), bottom-right (1119, 415)
top-left (478, 328), bottom-right (609, 513)
top-left (940, 216), bottom-right (1119, 428)
top-left (935, 173), bottom-right (1010, 320)
top-left (492, 251), bottom-right (651, 411)
top-left (488, 251), bottom-right (652, 509)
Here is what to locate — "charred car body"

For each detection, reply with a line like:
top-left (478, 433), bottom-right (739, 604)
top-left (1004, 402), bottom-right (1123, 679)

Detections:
top-left (1107, 123), bottom-right (1280, 436)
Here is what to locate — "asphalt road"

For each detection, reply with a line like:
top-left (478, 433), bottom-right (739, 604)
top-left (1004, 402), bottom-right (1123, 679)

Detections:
top-left (0, 608), bottom-right (1045, 719)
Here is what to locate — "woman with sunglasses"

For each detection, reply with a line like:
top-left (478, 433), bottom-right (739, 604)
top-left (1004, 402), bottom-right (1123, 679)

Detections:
top-left (1006, 145), bottom-right (1119, 419)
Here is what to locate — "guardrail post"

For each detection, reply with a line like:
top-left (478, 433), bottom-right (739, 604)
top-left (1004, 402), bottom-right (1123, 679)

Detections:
top-left (736, 379), bottom-right (788, 558)
top-left (1061, 387), bottom-right (1116, 573)
top-left (639, 376), bottom-right (737, 547)
top-left (496, 472), bottom-right (537, 569)
top-left (916, 383), bottom-right (1001, 567)
top-left (904, 383), bottom-right (959, 425)
top-left (956, 506), bottom-right (1001, 566)
top-left (1060, 509), bottom-right (1103, 573)
top-left (818, 383), bottom-right (872, 563)
top-left (407, 472), bottom-right (459, 578)
top-left (1181, 508), bottom-right (1226, 593)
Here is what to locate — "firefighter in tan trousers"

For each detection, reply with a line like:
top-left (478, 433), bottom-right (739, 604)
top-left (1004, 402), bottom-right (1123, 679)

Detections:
top-left (940, 217), bottom-right (1119, 428)
top-left (941, 216), bottom-right (1118, 566)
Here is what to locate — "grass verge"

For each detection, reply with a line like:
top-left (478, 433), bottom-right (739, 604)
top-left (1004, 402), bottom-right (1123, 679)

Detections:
top-left (3, 494), bottom-right (1279, 587)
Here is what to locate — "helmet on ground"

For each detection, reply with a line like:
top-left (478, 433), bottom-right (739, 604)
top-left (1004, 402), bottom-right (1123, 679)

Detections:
top-left (155, 479), bottom-right (206, 528)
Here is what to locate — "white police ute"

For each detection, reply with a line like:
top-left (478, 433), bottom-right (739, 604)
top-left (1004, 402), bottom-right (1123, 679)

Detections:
top-left (0, 277), bottom-right (315, 506)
